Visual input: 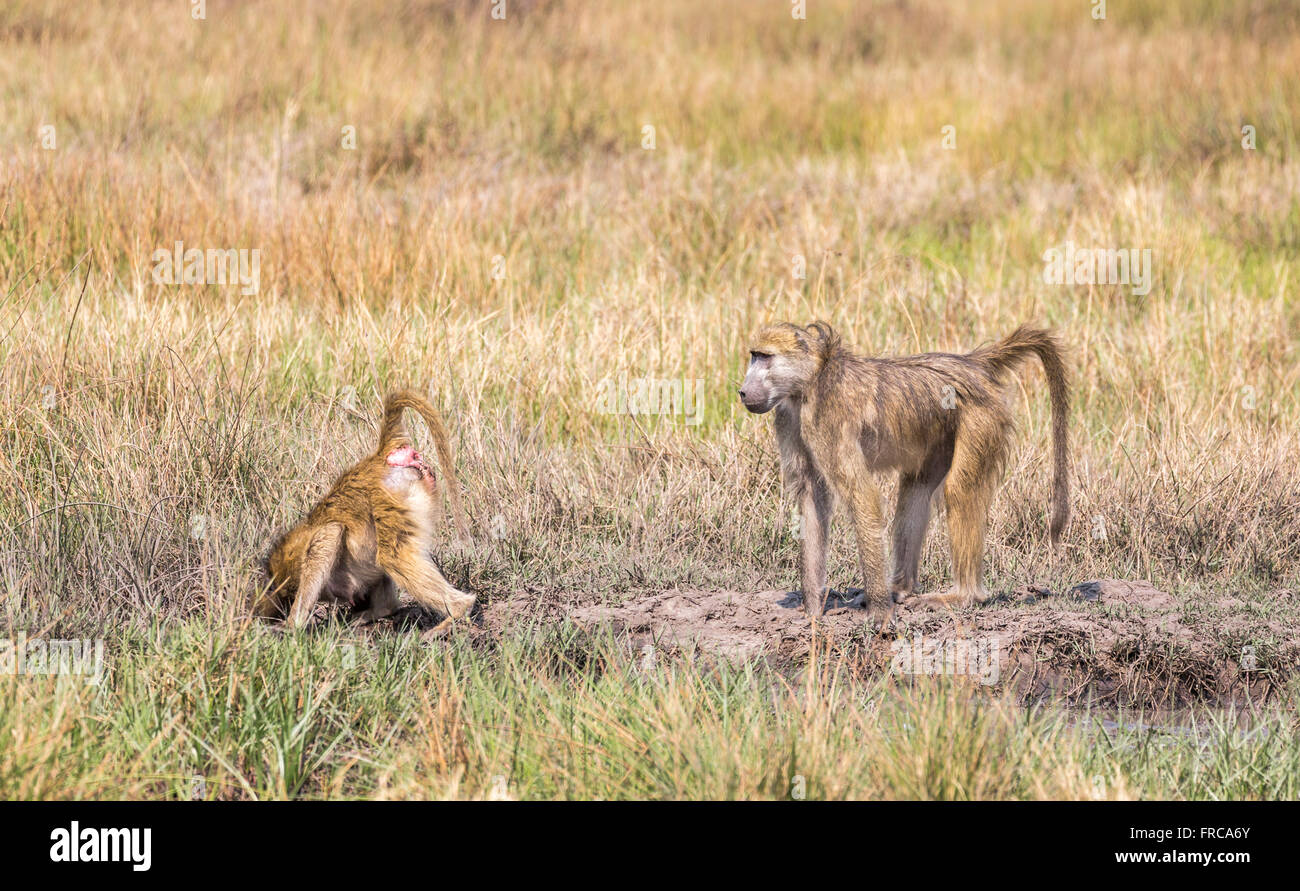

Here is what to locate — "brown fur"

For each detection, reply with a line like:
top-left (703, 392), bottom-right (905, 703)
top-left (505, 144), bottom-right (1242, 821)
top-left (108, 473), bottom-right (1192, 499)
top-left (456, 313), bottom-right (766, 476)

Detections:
top-left (740, 322), bottom-right (1070, 624)
top-left (257, 389), bottom-right (475, 636)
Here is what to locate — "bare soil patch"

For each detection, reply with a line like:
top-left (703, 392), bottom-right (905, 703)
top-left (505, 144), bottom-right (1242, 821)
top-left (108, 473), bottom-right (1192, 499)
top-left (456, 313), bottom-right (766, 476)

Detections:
top-left (476, 579), bottom-right (1300, 707)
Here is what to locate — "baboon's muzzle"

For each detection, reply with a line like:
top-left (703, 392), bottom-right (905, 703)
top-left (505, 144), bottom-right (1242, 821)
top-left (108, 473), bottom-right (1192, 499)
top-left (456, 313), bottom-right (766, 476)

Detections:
top-left (738, 390), bottom-right (774, 414)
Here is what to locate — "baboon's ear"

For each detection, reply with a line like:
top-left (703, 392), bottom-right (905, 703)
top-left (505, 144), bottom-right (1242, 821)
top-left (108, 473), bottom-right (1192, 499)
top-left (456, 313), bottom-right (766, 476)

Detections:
top-left (803, 321), bottom-right (839, 355)
top-left (249, 560), bottom-right (286, 618)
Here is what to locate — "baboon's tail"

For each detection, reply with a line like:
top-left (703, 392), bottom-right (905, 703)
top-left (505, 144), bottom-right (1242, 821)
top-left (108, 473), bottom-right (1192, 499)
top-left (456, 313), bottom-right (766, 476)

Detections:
top-left (378, 389), bottom-right (471, 541)
top-left (977, 326), bottom-right (1070, 544)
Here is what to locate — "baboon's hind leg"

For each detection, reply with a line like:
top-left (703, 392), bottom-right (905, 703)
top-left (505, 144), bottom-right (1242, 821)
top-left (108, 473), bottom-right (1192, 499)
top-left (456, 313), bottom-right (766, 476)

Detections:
top-left (932, 434), bottom-right (1000, 607)
top-left (376, 547), bottom-right (475, 638)
top-left (890, 454), bottom-right (950, 602)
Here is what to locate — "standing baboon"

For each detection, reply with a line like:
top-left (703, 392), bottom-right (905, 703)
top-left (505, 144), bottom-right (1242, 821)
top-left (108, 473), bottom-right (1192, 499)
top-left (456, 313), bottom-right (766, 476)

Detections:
top-left (739, 322), bottom-right (1068, 624)
top-left (258, 389), bottom-right (475, 638)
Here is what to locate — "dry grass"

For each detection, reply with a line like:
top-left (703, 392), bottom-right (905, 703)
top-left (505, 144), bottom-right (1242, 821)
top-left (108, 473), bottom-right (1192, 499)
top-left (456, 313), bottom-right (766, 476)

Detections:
top-left (0, 0), bottom-right (1297, 798)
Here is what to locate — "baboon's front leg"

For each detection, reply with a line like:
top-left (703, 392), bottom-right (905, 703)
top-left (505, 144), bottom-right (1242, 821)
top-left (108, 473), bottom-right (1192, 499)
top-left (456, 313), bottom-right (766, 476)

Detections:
top-left (287, 523), bottom-right (344, 629)
top-left (823, 458), bottom-right (892, 623)
top-left (849, 481), bottom-right (891, 614)
top-left (798, 474), bottom-right (833, 617)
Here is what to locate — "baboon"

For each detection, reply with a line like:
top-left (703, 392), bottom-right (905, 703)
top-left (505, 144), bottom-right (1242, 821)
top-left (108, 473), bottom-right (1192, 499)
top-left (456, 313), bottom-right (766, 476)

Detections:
top-left (739, 322), bottom-right (1068, 624)
top-left (257, 389), bottom-right (475, 637)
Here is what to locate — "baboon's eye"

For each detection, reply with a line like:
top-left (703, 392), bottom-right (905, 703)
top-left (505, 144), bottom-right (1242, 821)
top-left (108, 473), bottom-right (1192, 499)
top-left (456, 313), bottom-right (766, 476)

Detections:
top-left (750, 351), bottom-right (771, 361)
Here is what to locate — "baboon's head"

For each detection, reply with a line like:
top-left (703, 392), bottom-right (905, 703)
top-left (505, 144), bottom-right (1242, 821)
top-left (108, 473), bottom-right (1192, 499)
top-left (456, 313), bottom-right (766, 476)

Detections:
top-left (257, 531), bottom-right (303, 616)
top-left (739, 322), bottom-right (838, 413)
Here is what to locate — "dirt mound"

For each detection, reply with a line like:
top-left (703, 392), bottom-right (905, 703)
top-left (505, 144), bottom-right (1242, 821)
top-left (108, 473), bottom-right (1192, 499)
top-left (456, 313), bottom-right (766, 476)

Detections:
top-left (1064, 579), bottom-right (1179, 610)
top-left (566, 589), bottom-right (869, 661)
top-left (486, 581), bottom-right (1300, 707)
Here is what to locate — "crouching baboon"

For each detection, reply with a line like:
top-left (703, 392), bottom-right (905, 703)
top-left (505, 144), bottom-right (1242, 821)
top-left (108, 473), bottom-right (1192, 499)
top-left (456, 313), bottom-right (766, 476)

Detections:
top-left (740, 322), bottom-right (1068, 625)
top-left (257, 389), bottom-right (475, 638)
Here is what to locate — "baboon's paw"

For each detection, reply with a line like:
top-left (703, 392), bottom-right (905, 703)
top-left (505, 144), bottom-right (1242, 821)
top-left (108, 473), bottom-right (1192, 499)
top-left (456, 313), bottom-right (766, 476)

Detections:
top-left (907, 591), bottom-right (964, 610)
top-left (420, 618), bottom-right (455, 641)
top-left (863, 601), bottom-right (898, 635)
top-left (916, 588), bottom-right (992, 610)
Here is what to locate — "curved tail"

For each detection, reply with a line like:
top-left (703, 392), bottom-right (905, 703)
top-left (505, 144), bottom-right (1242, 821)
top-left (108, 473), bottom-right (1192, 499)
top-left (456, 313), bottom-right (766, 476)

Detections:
top-left (378, 389), bottom-right (471, 541)
top-left (976, 326), bottom-right (1070, 544)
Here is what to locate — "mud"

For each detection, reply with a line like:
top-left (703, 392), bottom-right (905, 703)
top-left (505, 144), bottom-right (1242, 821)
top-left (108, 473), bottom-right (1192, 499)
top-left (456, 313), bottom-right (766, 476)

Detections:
top-left (476, 579), bottom-right (1300, 708)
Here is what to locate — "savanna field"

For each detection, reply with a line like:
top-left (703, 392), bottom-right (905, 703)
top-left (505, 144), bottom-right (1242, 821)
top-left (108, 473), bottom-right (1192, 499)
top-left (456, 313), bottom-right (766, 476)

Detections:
top-left (1, 0), bottom-right (1299, 799)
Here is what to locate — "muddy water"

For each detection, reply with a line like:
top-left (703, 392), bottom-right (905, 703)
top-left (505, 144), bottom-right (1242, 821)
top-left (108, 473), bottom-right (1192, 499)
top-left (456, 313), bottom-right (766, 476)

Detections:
top-left (1064, 708), bottom-right (1270, 740)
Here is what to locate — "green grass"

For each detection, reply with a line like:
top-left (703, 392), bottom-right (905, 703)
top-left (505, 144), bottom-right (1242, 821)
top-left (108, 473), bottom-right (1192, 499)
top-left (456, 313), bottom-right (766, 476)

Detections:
top-left (3, 624), bottom-right (1298, 800)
